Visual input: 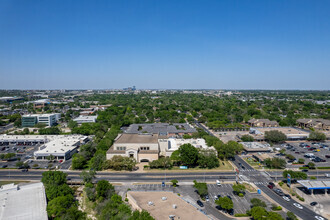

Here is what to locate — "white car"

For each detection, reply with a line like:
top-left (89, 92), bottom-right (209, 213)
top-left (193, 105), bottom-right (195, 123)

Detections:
top-left (315, 216), bottom-right (325, 220)
top-left (282, 196), bottom-right (290, 202)
top-left (293, 203), bottom-right (303, 209)
top-left (216, 180), bottom-right (221, 186)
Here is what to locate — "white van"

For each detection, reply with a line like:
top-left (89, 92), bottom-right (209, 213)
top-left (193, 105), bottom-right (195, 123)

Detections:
top-left (216, 180), bottom-right (221, 186)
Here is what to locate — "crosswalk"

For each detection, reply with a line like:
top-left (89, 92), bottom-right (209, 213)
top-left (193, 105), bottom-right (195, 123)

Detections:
top-left (253, 182), bottom-right (269, 185)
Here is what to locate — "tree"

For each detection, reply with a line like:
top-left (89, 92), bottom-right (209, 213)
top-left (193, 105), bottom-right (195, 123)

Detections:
top-left (68, 120), bottom-right (78, 129)
top-left (308, 162), bottom-right (315, 169)
top-left (298, 158), bottom-right (305, 164)
top-left (149, 157), bottom-right (173, 169)
top-left (286, 154), bottom-right (295, 160)
top-left (72, 154), bottom-right (87, 169)
top-left (264, 158), bottom-right (286, 169)
top-left (215, 197), bottom-right (233, 211)
top-left (42, 171), bottom-right (68, 186)
top-left (171, 179), bottom-right (178, 187)
top-left (267, 211), bottom-right (284, 220)
top-left (96, 180), bottom-right (115, 200)
top-left (129, 210), bottom-right (155, 220)
top-left (23, 127), bottom-right (30, 135)
top-left (308, 131), bottom-right (326, 141)
top-left (265, 130), bottom-right (286, 143)
top-left (240, 134), bottom-right (254, 142)
top-left (232, 183), bottom-right (245, 195)
top-left (59, 206), bottom-right (87, 220)
top-left (193, 180), bottom-right (208, 198)
top-left (197, 149), bottom-right (219, 169)
top-left (282, 170), bottom-right (307, 180)
top-left (178, 144), bottom-right (199, 167)
top-left (47, 195), bottom-right (74, 218)
top-left (287, 211), bottom-right (298, 220)
top-left (250, 206), bottom-right (268, 220)
top-left (90, 153), bottom-right (106, 171)
top-left (170, 150), bottom-right (181, 165)
top-left (250, 198), bottom-right (266, 208)
top-left (104, 155), bottom-right (137, 171)
top-left (80, 170), bottom-right (96, 184)
top-left (15, 161), bottom-right (24, 168)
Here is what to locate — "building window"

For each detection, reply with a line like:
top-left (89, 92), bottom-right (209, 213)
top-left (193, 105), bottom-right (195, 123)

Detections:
top-left (117, 146), bottom-right (126, 151)
top-left (140, 147), bottom-right (150, 151)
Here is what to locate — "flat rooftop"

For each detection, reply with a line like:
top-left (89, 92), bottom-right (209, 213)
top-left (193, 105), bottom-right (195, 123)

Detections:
top-left (128, 191), bottom-right (209, 220)
top-left (241, 142), bottom-right (272, 152)
top-left (34, 135), bottom-right (87, 156)
top-left (255, 127), bottom-right (309, 135)
top-left (298, 180), bottom-right (330, 190)
top-left (116, 134), bottom-right (159, 144)
top-left (0, 182), bottom-right (47, 220)
top-left (125, 123), bottom-right (196, 134)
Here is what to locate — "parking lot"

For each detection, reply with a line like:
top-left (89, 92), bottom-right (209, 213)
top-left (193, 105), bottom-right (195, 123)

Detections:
top-left (274, 141), bottom-right (330, 168)
top-left (207, 183), bottom-right (275, 215)
top-left (119, 183), bottom-right (284, 216)
top-left (0, 144), bottom-right (70, 170)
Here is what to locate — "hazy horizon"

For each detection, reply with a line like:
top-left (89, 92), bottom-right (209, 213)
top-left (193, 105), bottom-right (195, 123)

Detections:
top-left (1, 1), bottom-right (330, 90)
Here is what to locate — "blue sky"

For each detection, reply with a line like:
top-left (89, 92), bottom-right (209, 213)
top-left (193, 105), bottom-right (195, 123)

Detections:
top-left (0, 0), bottom-right (329, 90)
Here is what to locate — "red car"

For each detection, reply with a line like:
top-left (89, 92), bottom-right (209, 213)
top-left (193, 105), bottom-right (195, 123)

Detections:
top-left (59, 160), bottom-right (63, 163)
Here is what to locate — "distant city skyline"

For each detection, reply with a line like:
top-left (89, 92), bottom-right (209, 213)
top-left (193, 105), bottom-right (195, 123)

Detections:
top-left (1, 1), bottom-right (330, 90)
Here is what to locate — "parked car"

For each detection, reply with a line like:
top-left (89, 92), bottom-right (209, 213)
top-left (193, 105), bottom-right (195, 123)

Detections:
top-left (197, 200), bottom-right (204, 207)
top-left (325, 155), bottom-right (330, 158)
top-left (205, 195), bottom-right (209, 202)
top-left (315, 216), bottom-right (325, 220)
top-left (310, 202), bottom-right (318, 206)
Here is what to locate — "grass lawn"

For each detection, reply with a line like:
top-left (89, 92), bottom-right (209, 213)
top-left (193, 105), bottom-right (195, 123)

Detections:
top-left (242, 182), bottom-right (257, 193)
top-left (146, 160), bottom-right (234, 172)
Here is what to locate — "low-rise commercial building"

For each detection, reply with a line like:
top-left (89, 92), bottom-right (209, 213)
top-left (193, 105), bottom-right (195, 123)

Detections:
top-left (248, 119), bottom-right (279, 127)
top-left (106, 133), bottom-right (216, 162)
top-left (107, 134), bottom-right (159, 162)
top-left (73, 115), bottom-right (97, 124)
top-left (124, 123), bottom-right (196, 137)
top-left (241, 142), bottom-right (272, 152)
top-left (0, 182), bottom-right (48, 220)
top-left (162, 138), bottom-right (216, 157)
top-left (297, 118), bottom-right (330, 131)
top-left (34, 135), bottom-right (88, 161)
top-left (22, 113), bottom-right (60, 127)
top-left (249, 127), bottom-right (310, 141)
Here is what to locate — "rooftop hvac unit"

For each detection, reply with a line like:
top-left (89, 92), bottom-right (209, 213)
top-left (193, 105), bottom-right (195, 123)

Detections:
top-left (148, 201), bottom-right (154, 206)
top-left (162, 197), bottom-right (167, 201)
top-left (169, 215), bottom-right (175, 220)
top-left (172, 204), bottom-right (177, 209)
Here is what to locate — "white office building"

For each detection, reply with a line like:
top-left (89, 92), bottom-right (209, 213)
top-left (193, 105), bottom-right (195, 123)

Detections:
top-left (22, 113), bottom-right (60, 127)
top-left (73, 115), bottom-right (97, 124)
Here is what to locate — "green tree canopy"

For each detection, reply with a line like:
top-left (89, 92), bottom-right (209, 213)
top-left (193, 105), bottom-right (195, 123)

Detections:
top-left (308, 131), bottom-right (326, 141)
top-left (178, 144), bottom-right (199, 167)
top-left (265, 130), bottom-right (287, 143)
top-left (215, 197), bottom-right (233, 211)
